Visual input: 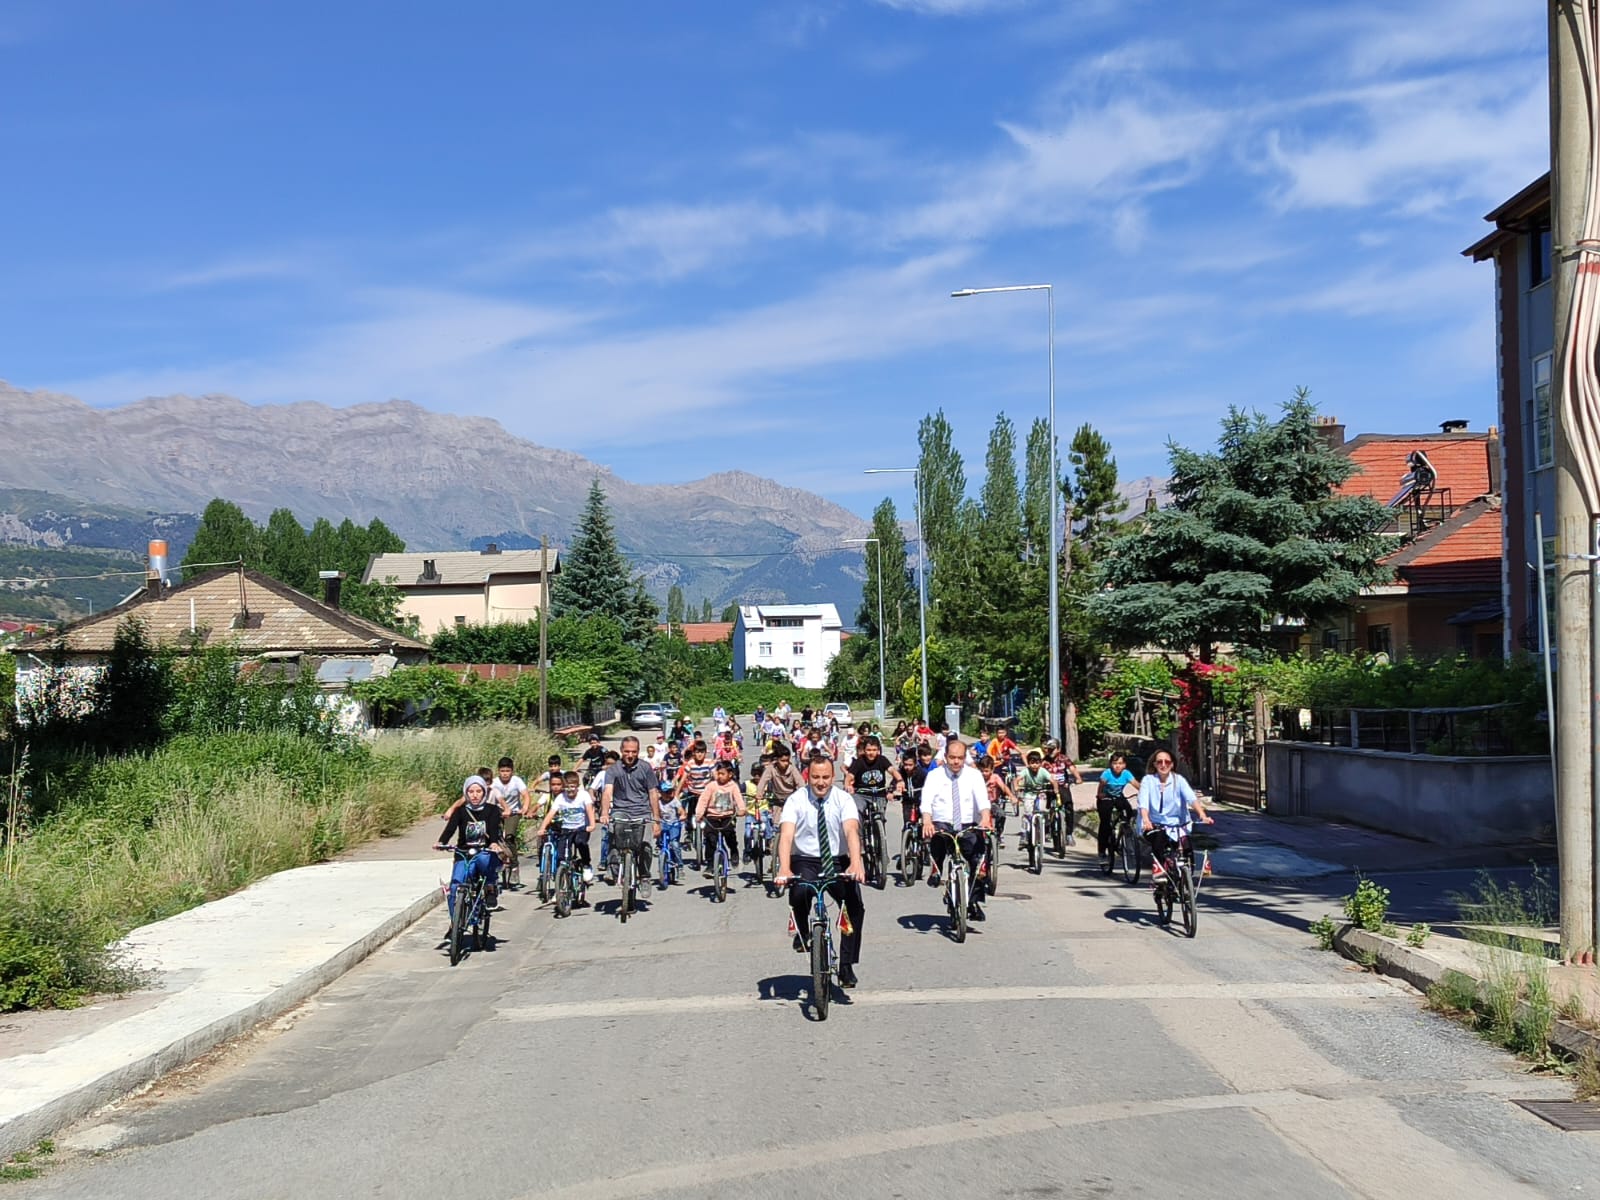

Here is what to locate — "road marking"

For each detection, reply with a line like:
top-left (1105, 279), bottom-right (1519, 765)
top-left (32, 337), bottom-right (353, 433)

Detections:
top-left (497, 979), bottom-right (1398, 1024)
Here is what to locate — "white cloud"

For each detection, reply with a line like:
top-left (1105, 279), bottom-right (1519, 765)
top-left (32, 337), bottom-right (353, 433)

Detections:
top-left (489, 201), bottom-right (840, 283)
top-left (1263, 71), bottom-right (1548, 211)
top-left (1298, 0), bottom-right (1542, 76)
top-left (873, 0), bottom-right (1028, 15)
top-left (898, 98), bottom-right (1225, 242)
top-left (156, 252), bottom-right (327, 291)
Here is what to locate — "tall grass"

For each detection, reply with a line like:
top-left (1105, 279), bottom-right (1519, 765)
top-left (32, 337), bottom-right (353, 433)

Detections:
top-left (0, 722), bottom-right (555, 1011)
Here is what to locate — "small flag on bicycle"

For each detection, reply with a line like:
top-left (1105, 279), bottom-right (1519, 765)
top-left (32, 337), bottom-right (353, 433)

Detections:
top-left (839, 910), bottom-right (853, 936)
top-left (787, 913), bottom-right (797, 935)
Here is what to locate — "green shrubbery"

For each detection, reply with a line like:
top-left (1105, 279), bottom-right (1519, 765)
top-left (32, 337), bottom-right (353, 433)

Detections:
top-left (678, 682), bottom-right (868, 718)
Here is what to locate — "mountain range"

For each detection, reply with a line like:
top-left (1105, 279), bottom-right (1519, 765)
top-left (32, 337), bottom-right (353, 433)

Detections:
top-left (0, 382), bottom-right (872, 617)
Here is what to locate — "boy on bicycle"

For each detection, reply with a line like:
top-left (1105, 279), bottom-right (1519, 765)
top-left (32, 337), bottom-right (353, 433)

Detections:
top-left (975, 754), bottom-right (1016, 845)
top-left (1014, 751), bottom-right (1057, 855)
top-left (1095, 752), bottom-right (1138, 867)
top-left (700, 759), bottom-right (746, 877)
top-left (535, 771), bottom-right (598, 892)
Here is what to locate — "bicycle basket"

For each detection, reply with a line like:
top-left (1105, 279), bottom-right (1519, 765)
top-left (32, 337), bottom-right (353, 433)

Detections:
top-left (612, 819), bottom-right (648, 852)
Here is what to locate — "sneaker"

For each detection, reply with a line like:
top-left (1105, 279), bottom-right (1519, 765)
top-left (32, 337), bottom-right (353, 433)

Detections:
top-left (582, 867), bottom-right (595, 884)
top-left (968, 905), bottom-right (985, 922)
top-left (927, 870), bottom-right (940, 888)
top-left (1067, 834), bottom-right (1076, 847)
top-left (485, 886), bottom-right (499, 908)
top-left (838, 965), bottom-right (858, 989)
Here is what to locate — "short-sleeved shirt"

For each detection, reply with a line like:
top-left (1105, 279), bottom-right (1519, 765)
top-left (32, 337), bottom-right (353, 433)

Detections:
top-left (701, 780), bottom-right (742, 820)
top-left (549, 790), bottom-right (593, 831)
top-left (846, 755), bottom-right (894, 797)
top-left (680, 760), bottom-right (714, 797)
top-left (490, 774), bottom-right (529, 815)
top-left (1099, 768), bottom-right (1137, 800)
top-left (607, 758), bottom-right (657, 820)
top-left (779, 785), bottom-right (858, 859)
top-left (920, 763), bottom-right (990, 827)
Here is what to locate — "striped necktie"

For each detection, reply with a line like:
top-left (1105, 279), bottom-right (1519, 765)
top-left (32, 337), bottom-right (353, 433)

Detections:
top-left (814, 791), bottom-right (835, 879)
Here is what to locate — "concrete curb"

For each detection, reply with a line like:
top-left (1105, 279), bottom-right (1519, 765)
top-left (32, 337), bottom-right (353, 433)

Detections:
top-left (1333, 924), bottom-right (1600, 1062)
top-left (0, 882), bottom-right (441, 1161)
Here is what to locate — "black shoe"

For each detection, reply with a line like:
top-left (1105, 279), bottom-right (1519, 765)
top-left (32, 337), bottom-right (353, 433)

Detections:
top-left (927, 871), bottom-right (940, 888)
top-left (968, 905), bottom-right (986, 922)
top-left (838, 966), bottom-right (858, 989)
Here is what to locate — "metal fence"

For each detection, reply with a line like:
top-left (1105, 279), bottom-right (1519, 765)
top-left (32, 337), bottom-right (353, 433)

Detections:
top-left (1273, 703), bottom-right (1516, 756)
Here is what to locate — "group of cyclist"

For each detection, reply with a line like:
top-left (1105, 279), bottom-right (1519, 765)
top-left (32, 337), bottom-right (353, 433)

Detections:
top-left (433, 709), bottom-right (1214, 985)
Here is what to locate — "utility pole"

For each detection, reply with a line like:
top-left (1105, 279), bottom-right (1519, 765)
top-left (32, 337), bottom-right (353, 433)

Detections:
top-left (1551, 0), bottom-right (1597, 962)
top-left (538, 533), bottom-right (550, 733)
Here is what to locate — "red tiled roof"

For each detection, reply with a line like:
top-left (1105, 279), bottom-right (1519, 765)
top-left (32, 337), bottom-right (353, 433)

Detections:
top-left (437, 663), bottom-right (541, 680)
top-left (1380, 497), bottom-right (1503, 592)
top-left (655, 622), bottom-right (734, 645)
top-left (1338, 435), bottom-right (1492, 504)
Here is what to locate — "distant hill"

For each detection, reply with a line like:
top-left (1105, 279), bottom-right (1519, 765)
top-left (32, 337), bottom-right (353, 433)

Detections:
top-left (0, 384), bottom-right (870, 617)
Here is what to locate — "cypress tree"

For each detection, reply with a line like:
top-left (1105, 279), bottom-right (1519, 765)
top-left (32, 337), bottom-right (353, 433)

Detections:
top-left (182, 499), bottom-right (260, 579)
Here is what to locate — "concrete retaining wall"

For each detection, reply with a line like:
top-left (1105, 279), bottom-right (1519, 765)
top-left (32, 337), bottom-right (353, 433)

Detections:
top-left (1264, 741), bottom-right (1555, 847)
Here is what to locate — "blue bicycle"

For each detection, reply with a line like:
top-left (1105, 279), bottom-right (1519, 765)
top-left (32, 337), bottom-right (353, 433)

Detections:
top-left (658, 822), bottom-right (684, 889)
top-left (537, 833), bottom-right (559, 903)
top-left (440, 847), bottom-right (493, 966)
top-left (705, 818), bottom-right (737, 903)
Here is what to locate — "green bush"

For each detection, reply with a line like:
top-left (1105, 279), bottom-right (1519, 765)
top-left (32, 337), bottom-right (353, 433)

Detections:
top-left (0, 722), bottom-right (555, 1012)
top-left (1309, 914), bottom-right (1337, 951)
top-left (1342, 876), bottom-right (1390, 932)
top-left (678, 682), bottom-right (855, 717)
top-left (1077, 656), bottom-right (1177, 753)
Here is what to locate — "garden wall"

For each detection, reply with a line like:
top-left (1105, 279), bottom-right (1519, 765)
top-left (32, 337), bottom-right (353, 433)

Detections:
top-left (1264, 741), bottom-right (1555, 847)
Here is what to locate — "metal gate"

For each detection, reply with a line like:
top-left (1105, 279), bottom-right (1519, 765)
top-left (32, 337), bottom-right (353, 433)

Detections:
top-left (1208, 705), bottom-right (1264, 809)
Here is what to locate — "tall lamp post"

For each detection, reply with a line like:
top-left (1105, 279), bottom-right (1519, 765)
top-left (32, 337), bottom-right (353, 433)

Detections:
top-left (864, 467), bottom-right (929, 725)
top-left (74, 595), bottom-right (95, 615)
top-left (844, 537), bottom-right (885, 718)
top-left (951, 283), bottom-right (1059, 745)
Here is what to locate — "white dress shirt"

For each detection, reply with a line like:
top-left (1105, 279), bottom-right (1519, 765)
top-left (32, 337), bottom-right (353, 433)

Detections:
top-left (779, 785), bottom-right (859, 858)
top-left (920, 763), bottom-right (990, 826)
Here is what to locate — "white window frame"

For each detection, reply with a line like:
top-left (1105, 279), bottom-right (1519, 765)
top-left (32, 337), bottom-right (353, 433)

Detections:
top-left (792, 640), bottom-right (805, 656)
top-left (757, 641), bottom-right (772, 658)
top-left (792, 667), bottom-right (805, 681)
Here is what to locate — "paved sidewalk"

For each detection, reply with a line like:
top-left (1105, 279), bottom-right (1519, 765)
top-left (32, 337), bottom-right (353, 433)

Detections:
top-left (0, 822), bottom-right (448, 1160)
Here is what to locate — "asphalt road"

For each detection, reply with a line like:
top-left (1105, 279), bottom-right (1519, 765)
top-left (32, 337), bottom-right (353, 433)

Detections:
top-left (18, 723), bottom-right (1598, 1198)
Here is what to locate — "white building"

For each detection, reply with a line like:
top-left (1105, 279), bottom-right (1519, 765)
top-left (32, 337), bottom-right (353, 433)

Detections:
top-left (731, 603), bottom-right (842, 689)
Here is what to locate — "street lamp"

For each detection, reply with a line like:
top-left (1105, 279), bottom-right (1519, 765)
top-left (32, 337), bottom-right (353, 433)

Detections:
top-left (74, 596), bottom-right (94, 615)
top-left (843, 537), bottom-right (886, 718)
top-left (951, 282), bottom-right (1060, 745)
top-left (864, 467), bottom-right (929, 725)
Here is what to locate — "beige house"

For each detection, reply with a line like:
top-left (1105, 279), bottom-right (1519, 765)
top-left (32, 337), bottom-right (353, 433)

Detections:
top-left (363, 545), bottom-right (560, 635)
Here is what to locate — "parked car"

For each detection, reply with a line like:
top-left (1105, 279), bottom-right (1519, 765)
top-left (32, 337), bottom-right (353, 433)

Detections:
top-left (659, 702), bottom-right (682, 723)
top-left (823, 702), bottom-right (851, 723)
top-left (631, 703), bottom-right (667, 731)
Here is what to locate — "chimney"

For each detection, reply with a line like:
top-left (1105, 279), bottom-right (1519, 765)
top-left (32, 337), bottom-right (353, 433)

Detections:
top-left (320, 570), bottom-right (346, 609)
top-left (146, 539), bottom-right (169, 599)
top-left (1313, 414), bottom-right (1345, 449)
top-left (1440, 419), bottom-right (1470, 434)
top-left (422, 558), bottom-right (437, 581)
top-left (482, 542), bottom-right (500, 555)
top-left (1486, 425), bottom-right (1502, 496)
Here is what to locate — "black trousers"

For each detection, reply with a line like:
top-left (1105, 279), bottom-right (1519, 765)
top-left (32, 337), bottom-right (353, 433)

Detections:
top-left (1145, 828), bottom-right (1187, 866)
top-left (703, 817), bottom-right (738, 869)
top-left (1097, 793), bottom-right (1129, 858)
top-left (929, 824), bottom-right (985, 907)
top-left (788, 854), bottom-right (863, 967)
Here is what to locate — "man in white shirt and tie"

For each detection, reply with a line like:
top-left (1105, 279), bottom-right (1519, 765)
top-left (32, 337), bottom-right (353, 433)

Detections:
top-left (919, 738), bottom-right (994, 921)
top-left (774, 753), bottom-right (867, 988)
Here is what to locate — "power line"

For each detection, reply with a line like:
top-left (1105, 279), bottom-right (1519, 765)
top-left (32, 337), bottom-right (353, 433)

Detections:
top-left (0, 559), bottom-right (246, 586)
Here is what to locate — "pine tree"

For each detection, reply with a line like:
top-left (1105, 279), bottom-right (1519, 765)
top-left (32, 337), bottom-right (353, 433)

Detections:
top-left (182, 499), bottom-right (260, 579)
top-left (552, 477), bottom-right (656, 645)
top-left (1068, 424), bottom-right (1127, 574)
top-left (1088, 389), bottom-right (1391, 661)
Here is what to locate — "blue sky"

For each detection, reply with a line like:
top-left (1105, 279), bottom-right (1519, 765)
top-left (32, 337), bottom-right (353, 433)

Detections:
top-left (0, 0), bottom-right (1548, 514)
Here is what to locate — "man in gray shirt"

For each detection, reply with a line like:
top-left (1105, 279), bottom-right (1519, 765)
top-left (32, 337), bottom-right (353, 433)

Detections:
top-left (601, 736), bottom-right (662, 886)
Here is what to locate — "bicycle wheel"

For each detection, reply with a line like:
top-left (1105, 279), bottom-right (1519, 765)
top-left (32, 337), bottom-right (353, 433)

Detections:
top-left (1120, 821), bottom-right (1141, 885)
top-left (477, 901), bottom-right (492, 951)
top-left (952, 868), bottom-right (968, 943)
top-left (448, 886), bottom-right (465, 966)
top-left (810, 917), bottom-right (831, 1021)
top-left (1050, 811), bottom-right (1064, 857)
top-left (555, 864), bottom-right (572, 918)
top-left (1155, 880), bottom-right (1172, 925)
top-left (1029, 831), bottom-right (1042, 874)
top-left (715, 845), bottom-right (728, 903)
top-left (873, 819), bottom-right (889, 889)
top-left (620, 859), bottom-right (634, 923)
top-left (1181, 867), bottom-right (1198, 939)
top-left (902, 830), bottom-right (922, 884)
top-left (538, 847), bottom-right (554, 903)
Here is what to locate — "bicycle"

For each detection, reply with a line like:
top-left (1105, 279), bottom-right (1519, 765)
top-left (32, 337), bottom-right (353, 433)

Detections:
top-left (706, 819), bottom-right (736, 903)
top-left (610, 817), bottom-right (650, 923)
top-left (930, 829), bottom-right (974, 943)
top-left (854, 794), bottom-right (890, 890)
top-left (898, 797), bottom-right (925, 885)
top-left (1048, 796), bottom-right (1071, 857)
top-left (1018, 796), bottom-right (1046, 875)
top-left (1100, 794), bottom-right (1138, 879)
top-left (440, 846), bottom-right (493, 965)
top-left (783, 877), bottom-right (845, 1020)
top-left (551, 831), bottom-right (589, 919)
top-left (1150, 828), bottom-right (1214, 938)
top-left (658, 822), bottom-right (684, 889)
top-left (536, 832), bottom-right (559, 904)
top-left (1117, 804), bottom-right (1143, 885)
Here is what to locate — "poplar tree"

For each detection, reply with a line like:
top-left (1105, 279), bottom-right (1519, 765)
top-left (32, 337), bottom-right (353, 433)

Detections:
top-left (182, 499), bottom-right (260, 578)
top-left (1068, 423), bottom-right (1127, 573)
